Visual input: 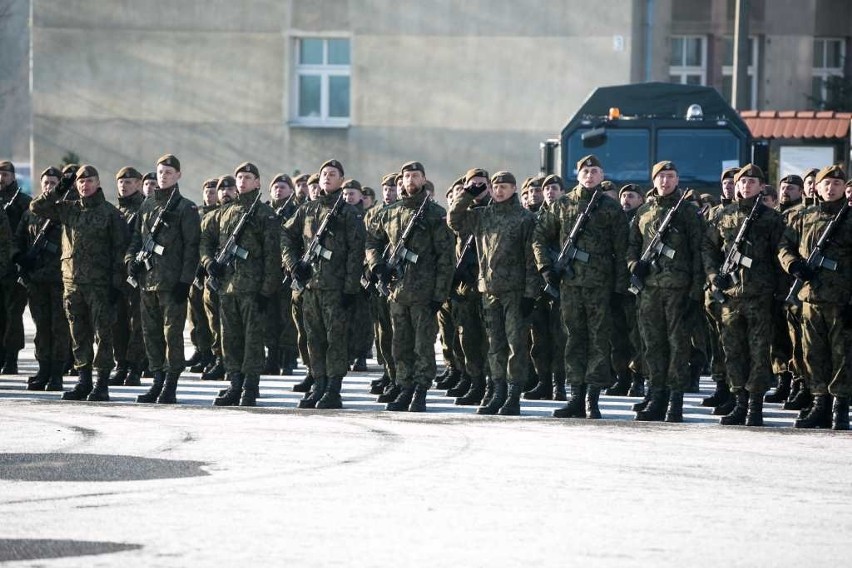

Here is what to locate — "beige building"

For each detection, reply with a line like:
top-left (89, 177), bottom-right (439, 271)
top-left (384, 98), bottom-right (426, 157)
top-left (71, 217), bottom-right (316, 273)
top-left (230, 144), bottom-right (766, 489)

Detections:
top-left (0, 0), bottom-right (849, 198)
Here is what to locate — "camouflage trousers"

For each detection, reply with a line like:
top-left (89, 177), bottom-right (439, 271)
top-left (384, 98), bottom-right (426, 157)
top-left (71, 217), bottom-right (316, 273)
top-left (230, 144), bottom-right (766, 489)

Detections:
top-left (63, 284), bottom-right (116, 372)
top-left (219, 293), bottom-right (265, 376)
top-left (302, 288), bottom-right (349, 379)
top-left (704, 292), bottom-right (727, 382)
top-left (264, 285), bottom-right (298, 356)
top-left (719, 295), bottom-right (773, 394)
top-left (291, 291), bottom-right (311, 371)
top-left (482, 290), bottom-right (529, 386)
top-left (610, 293), bottom-right (633, 378)
top-left (369, 293), bottom-right (395, 379)
top-left (451, 290), bottom-right (487, 378)
top-left (530, 296), bottom-right (564, 381)
top-left (770, 299), bottom-right (793, 375)
top-left (28, 281), bottom-right (70, 363)
top-left (801, 301), bottom-right (851, 398)
top-left (390, 301), bottom-right (438, 388)
top-left (348, 290), bottom-right (373, 360)
top-left (0, 276), bottom-right (26, 353)
top-left (623, 293), bottom-right (644, 376)
top-left (203, 287), bottom-right (221, 358)
top-left (561, 286), bottom-right (613, 388)
top-left (140, 289), bottom-right (188, 374)
top-left (113, 288), bottom-right (145, 368)
top-left (785, 304), bottom-right (806, 379)
top-left (437, 301), bottom-right (457, 370)
top-left (188, 283), bottom-right (213, 353)
top-left (637, 287), bottom-right (692, 391)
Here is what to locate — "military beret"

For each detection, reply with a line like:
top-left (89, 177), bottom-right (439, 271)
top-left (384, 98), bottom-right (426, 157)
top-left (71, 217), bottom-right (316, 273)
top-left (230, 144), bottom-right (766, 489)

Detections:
top-left (381, 173), bottom-right (398, 187)
top-left (270, 173), bottom-right (293, 188)
top-left (75, 164), bottom-right (99, 180)
top-left (815, 164), bottom-right (847, 184)
top-left (464, 168), bottom-right (490, 183)
top-left (802, 168), bottom-right (819, 181)
top-left (341, 179), bottom-right (362, 191)
top-left (527, 176), bottom-right (544, 189)
top-left (62, 164), bottom-right (80, 176)
top-left (651, 161), bottom-right (677, 179)
top-left (362, 186), bottom-right (376, 198)
top-left (576, 154), bottom-right (602, 171)
top-left (293, 173), bottom-right (309, 184)
top-left (619, 183), bottom-right (641, 197)
top-left (491, 171), bottom-right (516, 186)
top-left (157, 154), bottom-right (180, 171)
top-left (203, 178), bottom-right (219, 189)
top-left (115, 166), bottom-right (142, 181)
top-left (235, 162), bottom-right (260, 177)
top-left (453, 176), bottom-right (465, 188)
top-left (217, 175), bottom-right (236, 190)
top-left (319, 159), bottom-right (344, 176)
top-left (779, 174), bottom-right (804, 187)
top-left (721, 167), bottom-right (739, 181)
top-left (40, 167), bottom-right (62, 179)
top-left (0, 161), bottom-right (14, 174)
top-left (601, 180), bottom-right (617, 192)
top-left (423, 180), bottom-right (435, 193)
top-left (734, 163), bottom-right (764, 184)
top-left (307, 173), bottom-right (320, 185)
top-left (542, 174), bottom-right (564, 190)
top-left (401, 161), bottom-right (425, 175)
top-left (521, 177), bottom-right (533, 190)
top-left (142, 171), bottom-right (156, 182)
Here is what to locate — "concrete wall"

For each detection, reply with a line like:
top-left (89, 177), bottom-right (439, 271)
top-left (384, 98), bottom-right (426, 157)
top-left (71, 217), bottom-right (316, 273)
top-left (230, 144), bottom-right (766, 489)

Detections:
top-left (0, 0), bottom-right (31, 163)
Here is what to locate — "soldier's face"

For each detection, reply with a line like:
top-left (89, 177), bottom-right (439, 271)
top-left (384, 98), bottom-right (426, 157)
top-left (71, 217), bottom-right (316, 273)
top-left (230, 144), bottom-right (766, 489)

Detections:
top-left (528, 185), bottom-right (543, 205)
top-left (846, 184), bottom-right (852, 200)
top-left (491, 182), bottom-right (515, 203)
top-left (804, 177), bottom-right (815, 197)
top-left (0, 171), bottom-right (13, 189)
top-left (818, 178), bottom-right (846, 202)
top-left (77, 176), bottom-right (98, 198)
top-left (779, 182), bottom-right (802, 204)
top-left (319, 167), bottom-right (343, 194)
top-left (295, 180), bottom-right (309, 197)
top-left (142, 180), bottom-right (157, 196)
top-left (236, 172), bottom-right (259, 194)
top-left (721, 178), bottom-right (735, 199)
top-left (463, 176), bottom-right (489, 200)
top-left (654, 171), bottom-right (678, 196)
top-left (308, 183), bottom-right (320, 200)
top-left (116, 178), bottom-right (139, 198)
top-left (270, 181), bottom-right (292, 201)
top-left (203, 186), bottom-right (217, 206)
top-left (402, 170), bottom-right (425, 196)
top-left (342, 188), bottom-right (362, 205)
top-left (762, 193), bottom-right (778, 208)
top-left (41, 176), bottom-right (59, 194)
top-left (218, 186), bottom-right (237, 203)
top-left (577, 166), bottom-right (603, 189)
top-left (362, 194), bottom-right (374, 209)
top-left (738, 176), bottom-right (761, 199)
top-left (382, 184), bottom-right (397, 205)
top-left (396, 177), bottom-right (406, 197)
top-left (543, 183), bottom-right (563, 205)
top-left (620, 191), bottom-right (643, 212)
top-left (157, 165), bottom-right (181, 190)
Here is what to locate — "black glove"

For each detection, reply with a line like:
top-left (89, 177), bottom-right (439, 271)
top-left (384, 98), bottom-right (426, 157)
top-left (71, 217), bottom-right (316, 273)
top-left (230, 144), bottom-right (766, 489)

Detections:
top-left (464, 182), bottom-right (487, 197)
top-left (631, 260), bottom-right (650, 280)
top-left (540, 268), bottom-right (559, 289)
top-left (842, 304), bottom-right (852, 329)
top-left (520, 296), bottom-right (536, 318)
top-left (206, 260), bottom-right (225, 278)
top-left (127, 259), bottom-right (144, 278)
top-left (341, 293), bottom-right (357, 309)
top-left (13, 252), bottom-right (35, 273)
top-left (372, 262), bottom-right (392, 283)
top-left (430, 300), bottom-right (443, 314)
top-left (790, 259), bottom-right (815, 282)
top-left (712, 273), bottom-right (733, 291)
top-left (172, 282), bottom-right (191, 303)
top-left (108, 286), bottom-right (122, 305)
top-left (292, 261), bottom-right (312, 283)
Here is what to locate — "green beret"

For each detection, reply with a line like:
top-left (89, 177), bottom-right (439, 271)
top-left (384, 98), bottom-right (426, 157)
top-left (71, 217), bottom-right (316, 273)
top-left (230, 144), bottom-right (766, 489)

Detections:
top-left (293, 173), bottom-right (310, 184)
top-left (734, 163), bottom-right (764, 184)
top-left (115, 166), bottom-right (142, 181)
top-left (40, 167), bottom-right (62, 179)
top-left (401, 161), bottom-right (425, 175)
top-left (601, 180), bottom-right (617, 192)
top-left (203, 178), bottom-right (219, 189)
top-left (270, 173), bottom-right (293, 188)
top-left (721, 167), bottom-right (739, 181)
top-left (453, 176), bottom-right (465, 188)
top-left (157, 154), bottom-right (180, 171)
top-left (319, 159), bottom-right (344, 176)
top-left (652, 161), bottom-right (677, 179)
top-left (234, 162), bottom-right (259, 178)
top-left (464, 168), bottom-right (489, 183)
top-left (142, 171), bottom-right (156, 182)
top-left (217, 175), bottom-right (236, 190)
top-left (527, 175), bottom-right (544, 189)
top-left (491, 171), bottom-right (516, 186)
top-left (0, 161), bottom-right (15, 174)
top-left (307, 173), bottom-right (320, 185)
top-left (362, 186), bottom-right (376, 198)
top-left (619, 183), bottom-right (642, 197)
top-left (62, 164), bottom-right (80, 177)
top-left (815, 165), bottom-right (847, 184)
top-left (542, 174), bottom-right (564, 189)
top-left (576, 154), bottom-right (602, 171)
top-left (802, 168), bottom-right (819, 181)
top-left (75, 164), bottom-right (99, 180)
top-left (381, 173), bottom-right (398, 187)
top-left (341, 179), bottom-right (362, 191)
top-left (779, 174), bottom-right (804, 187)
top-left (423, 180), bottom-right (435, 193)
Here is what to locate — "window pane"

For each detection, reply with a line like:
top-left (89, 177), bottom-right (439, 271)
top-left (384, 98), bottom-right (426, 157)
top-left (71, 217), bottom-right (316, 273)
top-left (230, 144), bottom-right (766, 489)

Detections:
top-left (299, 38), bottom-right (323, 65)
top-left (686, 74), bottom-right (703, 85)
top-left (671, 37), bottom-right (684, 66)
top-left (813, 39), bottom-right (824, 68)
top-left (328, 39), bottom-right (350, 65)
top-left (657, 129), bottom-right (741, 187)
top-left (298, 74), bottom-right (321, 117)
top-left (811, 76), bottom-right (824, 106)
top-left (685, 37), bottom-right (702, 66)
top-left (329, 75), bottom-right (350, 118)
top-left (566, 129), bottom-right (650, 184)
top-left (669, 74), bottom-right (683, 84)
top-left (826, 39), bottom-right (843, 68)
top-left (721, 75), bottom-right (733, 105)
top-left (724, 37), bottom-right (733, 66)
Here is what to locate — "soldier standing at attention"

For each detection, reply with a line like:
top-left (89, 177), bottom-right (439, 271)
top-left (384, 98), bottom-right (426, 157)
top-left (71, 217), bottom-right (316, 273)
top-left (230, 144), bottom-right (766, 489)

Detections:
top-left (141, 172), bottom-right (157, 198)
top-left (802, 168), bottom-right (819, 206)
top-left (281, 160), bottom-right (365, 410)
top-left (267, 173), bottom-right (300, 375)
top-left (534, 156), bottom-right (629, 419)
top-left (614, 183), bottom-right (645, 397)
top-left (126, 154), bottom-right (200, 404)
top-left (201, 163), bottom-right (279, 407)
top-left (627, 161), bottom-right (704, 422)
top-left (30, 165), bottom-right (127, 401)
top-left (186, 179), bottom-right (219, 375)
top-left (366, 161), bottom-right (453, 412)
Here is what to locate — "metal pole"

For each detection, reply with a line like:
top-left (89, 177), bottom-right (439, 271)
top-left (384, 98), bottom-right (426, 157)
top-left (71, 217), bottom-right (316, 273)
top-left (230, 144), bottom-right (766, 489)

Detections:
top-left (732, 0), bottom-right (750, 110)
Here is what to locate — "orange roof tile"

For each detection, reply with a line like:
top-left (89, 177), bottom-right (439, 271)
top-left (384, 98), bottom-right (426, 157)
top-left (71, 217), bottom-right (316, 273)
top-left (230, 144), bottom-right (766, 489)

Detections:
top-left (741, 110), bottom-right (852, 139)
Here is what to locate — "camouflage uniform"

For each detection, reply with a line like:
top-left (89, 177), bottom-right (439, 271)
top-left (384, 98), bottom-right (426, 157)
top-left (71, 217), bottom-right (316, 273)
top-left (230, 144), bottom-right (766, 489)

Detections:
top-left (364, 203), bottom-right (395, 382)
top-left (265, 197), bottom-right (300, 373)
top-left (187, 203), bottom-right (218, 366)
top-left (199, 205), bottom-right (223, 366)
top-left (113, 191), bottom-right (146, 376)
top-left (0, 183), bottom-right (31, 370)
top-left (702, 202), bottom-right (729, 386)
top-left (346, 201), bottom-right (374, 367)
top-left (450, 234), bottom-right (487, 382)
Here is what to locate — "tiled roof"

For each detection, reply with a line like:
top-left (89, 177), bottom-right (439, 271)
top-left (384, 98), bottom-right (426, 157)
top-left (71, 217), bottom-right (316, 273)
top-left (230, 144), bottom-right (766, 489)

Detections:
top-left (740, 110), bottom-right (852, 139)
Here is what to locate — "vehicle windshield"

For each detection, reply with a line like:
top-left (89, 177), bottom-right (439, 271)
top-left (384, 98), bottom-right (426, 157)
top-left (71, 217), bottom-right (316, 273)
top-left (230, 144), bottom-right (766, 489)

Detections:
top-left (657, 129), bottom-right (741, 186)
top-left (565, 129), bottom-right (650, 185)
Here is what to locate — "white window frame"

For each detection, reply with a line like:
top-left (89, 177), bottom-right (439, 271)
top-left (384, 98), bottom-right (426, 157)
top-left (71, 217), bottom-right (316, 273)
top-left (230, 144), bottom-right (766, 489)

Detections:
top-left (722, 36), bottom-right (759, 109)
top-left (812, 37), bottom-right (846, 107)
top-left (290, 36), bottom-right (351, 128)
top-left (669, 35), bottom-right (707, 86)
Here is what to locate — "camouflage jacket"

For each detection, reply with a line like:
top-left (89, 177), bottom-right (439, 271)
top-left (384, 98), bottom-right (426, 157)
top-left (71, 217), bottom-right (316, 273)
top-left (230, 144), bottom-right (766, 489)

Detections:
top-left (533, 185), bottom-right (629, 293)
top-left (1, 182), bottom-right (32, 279)
top-left (31, 188), bottom-right (127, 287)
top-left (449, 192), bottom-right (538, 298)
top-left (281, 189), bottom-right (366, 295)
top-left (125, 185), bottom-right (201, 291)
top-left (271, 196), bottom-right (299, 224)
top-left (626, 188), bottom-right (705, 299)
top-left (366, 188), bottom-right (454, 305)
top-left (702, 196), bottom-right (785, 299)
top-left (15, 209), bottom-right (61, 283)
top-left (778, 198), bottom-right (852, 305)
top-left (200, 189), bottom-right (280, 296)
top-left (117, 192), bottom-right (145, 230)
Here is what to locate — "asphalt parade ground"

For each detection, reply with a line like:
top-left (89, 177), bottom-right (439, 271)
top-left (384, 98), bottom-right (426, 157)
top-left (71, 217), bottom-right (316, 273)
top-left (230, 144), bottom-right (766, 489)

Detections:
top-left (0, 313), bottom-right (850, 566)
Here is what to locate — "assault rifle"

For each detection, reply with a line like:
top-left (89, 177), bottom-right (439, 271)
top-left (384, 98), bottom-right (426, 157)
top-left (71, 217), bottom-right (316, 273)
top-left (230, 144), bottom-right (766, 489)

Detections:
top-left (785, 200), bottom-right (851, 308)
top-left (127, 187), bottom-right (178, 288)
top-left (628, 189), bottom-right (689, 295)
top-left (290, 192), bottom-right (345, 292)
top-left (543, 188), bottom-right (602, 299)
top-left (376, 194), bottom-right (430, 297)
top-left (3, 188), bottom-right (21, 211)
top-left (15, 188), bottom-right (75, 286)
top-left (205, 192), bottom-right (263, 293)
top-left (710, 192), bottom-right (764, 304)
top-left (274, 193), bottom-right (297, 221)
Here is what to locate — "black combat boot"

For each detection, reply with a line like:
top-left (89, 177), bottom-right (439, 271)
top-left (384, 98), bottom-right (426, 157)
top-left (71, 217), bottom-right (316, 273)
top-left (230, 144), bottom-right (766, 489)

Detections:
top-left (280, 347), bottom-right (297, 375)
top-left (239, 375), bottom-right (260, 407)
top-left (27, 360), bottom-right (50, 391)
top-left (635, 388), bottom-right (668, 421)
top-left (434, 366), bottom-right (453, 389)
top-left (213, 373), bottom-right (244, 407)
top-left (317, 376), bottom-right (344, 409)
top-left (408, 384), bottom-right (428, 412)
top-left (191, 350), bottom-right (213, 374)
top-left (632, 387), bottom-right (652, 412)
top-left (553, 383), bottom-right (587, 418)
top-left (370, 372), bottom-right (390, 395)
top-left (2, 350), bottom-right (18, 374)
top-left (784, 381), bottom-right (812, 411)
top-left (124, 365), bottom-right (142, 386)
top-left (764, 371), bottom-right (792, 403)
top-left (686, 362), bottom-right (701, 393)
top-left (795, 394), bottom-right (832, 429)
top-left (185, 349), bottom-right (203, 368)
top-left (352, 356), bottom-right (368, 372)
top-left (45, 360), bottom-right (64, 391)
top-left (523, 373), bottom-right (553, 400)
top-left (437, 368), bottom-right (462, 391)
top-left (386, 384), bottom-right (415, 411)
top-left (156, 373), bottom-right (180, 404)
top-left (831, 397), bottom-right (850, 431)
top-left (477, 379), bottom-right (507, 415)
top-left (262, 350), bottom-right (280, 375)
top-left (377, 381), bottom-right (401, 403)
top-left (702, 380), bottom-right (730, 407)
top-left (480, 376), bottom-right (495, 407)
top-left (605, 374), bottom-right (631, 397)
top-left (86, 370), bottom-right (111, 402)
top-left (720, 389), bottom-right (748, 426)
top-left (136, 372), bottom-right (165, 402)
top-left (62, 368), bottom-right (93, 401)
top-left (585, 385), bottom-right (602, 419)
top-left (498, 382), bottom-right (522, 416)
top-left (627, 372), bottom-right (645, 398)
top-left (664, 391), bottom-right (683, 423)
top-left (201, 357), bottom-right (226, 381)
top-left (298, 376), bottom-right (327, 409)
top-left (553, 373), bottom-right (567, 401)
top-left (455, 374), bottom-right (486, 406)
top-left (108, 364), bottom-right (129, 386)
top-left (292, 374), bottom-right (315, 393)
top-left (745, 392), bottom-right (764, 427)
top-left (446, 373), bottom-right (472, 398)
top-left (712, 390), bottom-right (738, 416)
